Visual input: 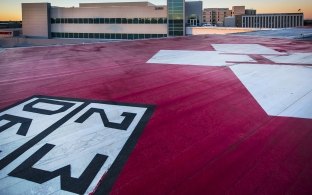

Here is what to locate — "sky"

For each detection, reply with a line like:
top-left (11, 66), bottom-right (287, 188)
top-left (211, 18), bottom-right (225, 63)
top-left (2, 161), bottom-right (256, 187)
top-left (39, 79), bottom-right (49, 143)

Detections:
top-left (0, 0), bottom-right (311, 21)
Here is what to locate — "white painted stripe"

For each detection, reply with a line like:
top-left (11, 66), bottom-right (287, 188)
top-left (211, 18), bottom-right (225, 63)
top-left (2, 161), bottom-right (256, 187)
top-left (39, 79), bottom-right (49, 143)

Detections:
top-left (212, 44), bottom-right (283, 54)
top-left (230, 64), bottom-right (312, 119)
top-left (263, 53), bottom-right (312, 64)
top-left (147, 50), bottom-right (255, 66)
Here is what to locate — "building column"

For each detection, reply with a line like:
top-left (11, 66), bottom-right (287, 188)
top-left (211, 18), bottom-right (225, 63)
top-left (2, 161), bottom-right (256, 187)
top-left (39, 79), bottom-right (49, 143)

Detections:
top-left (247, 16), bottom-right (250, 27)
top-left (295, 15), bottom-right (298, 27)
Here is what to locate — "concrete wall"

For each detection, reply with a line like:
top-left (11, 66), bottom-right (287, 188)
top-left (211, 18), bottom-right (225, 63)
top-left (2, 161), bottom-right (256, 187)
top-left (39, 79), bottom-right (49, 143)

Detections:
top-left (22, 3), bottom-right (51, 38)
top-left (224, 17), bottom-right (235, 27)
top-left (52, 24), bottom-right (167, 34)
top-left (50, 6), bottom-right (167, 34)
top-left (50, 6), bottom-right (167, 19)
top-left (79, 2), bottom-right (155, 7)
top-left (186, 27), bottom-right (257, 35)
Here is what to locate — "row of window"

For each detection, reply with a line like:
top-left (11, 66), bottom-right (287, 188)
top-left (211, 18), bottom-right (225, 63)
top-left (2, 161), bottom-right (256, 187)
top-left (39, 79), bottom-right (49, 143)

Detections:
top-left (51, 18), bottom-right (167, 24)
top-left (51, 32), bottom-right (168, 39)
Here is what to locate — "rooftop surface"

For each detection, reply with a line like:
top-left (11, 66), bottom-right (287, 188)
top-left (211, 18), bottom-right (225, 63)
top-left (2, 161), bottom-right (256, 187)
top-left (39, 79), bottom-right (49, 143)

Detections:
top-left (0, 34), bottom-right (312, 194)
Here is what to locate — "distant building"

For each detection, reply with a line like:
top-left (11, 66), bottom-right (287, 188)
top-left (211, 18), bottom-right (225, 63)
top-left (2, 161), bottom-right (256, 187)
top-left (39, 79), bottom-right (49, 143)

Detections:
top-left (245, 9), bottom-right (256, 15)
top-left (185, 1), bottom-right (203, 26)
top-left (232, 6), bottom-right (245, 16)
top-left (203, 8), bottom-right (231, 26)
top-left (22, 1), bottom-right (204, 39)
top-left (238, 13), bottom-right (304, 28)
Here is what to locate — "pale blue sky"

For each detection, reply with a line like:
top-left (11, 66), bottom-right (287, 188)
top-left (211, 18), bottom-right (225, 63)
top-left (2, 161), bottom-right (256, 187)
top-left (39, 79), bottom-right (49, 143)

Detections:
top-left (1, 0), bottom-right (311, 20)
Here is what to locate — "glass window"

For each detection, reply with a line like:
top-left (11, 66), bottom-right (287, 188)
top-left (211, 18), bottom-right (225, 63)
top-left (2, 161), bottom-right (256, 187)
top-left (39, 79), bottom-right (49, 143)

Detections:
top-left (74, 33), bottom-right (78, 38)
top-left (133, 34), bottom-right (139, 39)
top-left (89, 33), bottom-right (94, 38)
top-left (61, 32), bottom-right (65, 38)
top-left (133, 18), bottom-right (139, 24)
top-left (157, 18), bottom-right (164, 24)
top-left (69, 33), bottom-right (73, 38)
top-left (105, 18), bottom-right (110, 24)
top-left (84, 18), bottom-right (88, 24)
top-left (94, 33), bottom-right (99, 39)
top-left (100, 33), bottom-right (104, 39)
top-left (122, 34), bottom-right (127, 39)
top-left (127, 18), bottom-right (133, 24)
top-left (64, 33), bottom-right (69, 38)
top-left (68, 18), bottom-right (73, 24)
top-left (79, 18), bottom-right (83, 23)
top-left (94, 18), bottom-right (100, 24)
top-left (111, 34), bottom-right (116, 39)
top-left (139, 34), bottom-right (144, 39)
top-left (128, 34), bottom-right (133, 39)
top-left (151, 18), bottom-right (157, 24)
top-left (116, 18), bottom-right (122, 24)
top-left (105, 34), bottom-right (110, 39)
top-left (74, 18), bottom-right (78, 23)
top-left (100, 18), bottom-right (104, 23)
top-left (79, 33), bottom-right (83, 38)
top-left (145, 18), bottom-right (151, 24)
top-left (139, 18), bottom-right (144, 24)
top-left (122, 18), bottom-right (127, 24)
top-left (89, 18), bottom-right (94, 24)
top-left (83, 33), bottom-right (88, 38)
top-left (56, 18), bottom-right (61, 24)
top-left (110, 18), bottom-right (116, 24)
top-left (116, 34), bottom-right (121, 39)
top-left (145, 34), bottom-right (151, 38)
top-left (51, 18), bottom-right (55, 24)
top-left (61, 18), bottom-right (65, 23)
top-left (164, 18), bottom-right (167, 23)
top-left (151, 34), bottom-right (158, 38)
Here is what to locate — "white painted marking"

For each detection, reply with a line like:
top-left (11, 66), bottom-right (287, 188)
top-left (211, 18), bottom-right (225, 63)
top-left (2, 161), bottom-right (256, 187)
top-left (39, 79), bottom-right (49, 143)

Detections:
top-left (147, 50), bottom-right (255, 66)
top-left (263, 53), bottom-right (312, 64)
top-left (33, 102), bottom-right (64, 111)
top-left (0, 98), bottom-right (83, 159)
top-left (212, 44), bottom-right (283, 54)
top-left (0, 97), bottom-right (148, 194)
top-left (230, 64), bottom-right (312, 119)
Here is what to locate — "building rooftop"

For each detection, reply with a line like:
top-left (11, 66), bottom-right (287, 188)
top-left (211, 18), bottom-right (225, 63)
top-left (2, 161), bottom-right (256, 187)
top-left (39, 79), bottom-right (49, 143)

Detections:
top-left (0, 34), bottom-right (311, 194)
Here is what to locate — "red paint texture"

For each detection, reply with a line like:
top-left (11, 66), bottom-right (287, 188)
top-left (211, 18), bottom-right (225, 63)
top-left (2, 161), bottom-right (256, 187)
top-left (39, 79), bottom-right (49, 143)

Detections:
top-left (0, 35), bottom-right (312, 194)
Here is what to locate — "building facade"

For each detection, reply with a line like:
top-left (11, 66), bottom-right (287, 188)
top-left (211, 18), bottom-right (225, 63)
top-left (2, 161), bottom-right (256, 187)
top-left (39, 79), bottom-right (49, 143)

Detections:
top-left (240, 13), bottom-right (304, 28)
top-left (202, 8), bottom-right (231, 26)
top-left (22, 2), bottom-right (169, 39)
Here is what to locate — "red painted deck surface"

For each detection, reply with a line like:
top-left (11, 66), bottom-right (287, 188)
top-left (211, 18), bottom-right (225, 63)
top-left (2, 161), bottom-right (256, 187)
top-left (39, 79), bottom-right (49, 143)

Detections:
top-left (1, 35), bottom-right (312, 194)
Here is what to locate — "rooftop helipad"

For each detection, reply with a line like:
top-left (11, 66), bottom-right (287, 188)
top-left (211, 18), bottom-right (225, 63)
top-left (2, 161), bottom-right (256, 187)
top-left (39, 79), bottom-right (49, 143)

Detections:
top-left (0, 34), bottom-right (312, 194)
